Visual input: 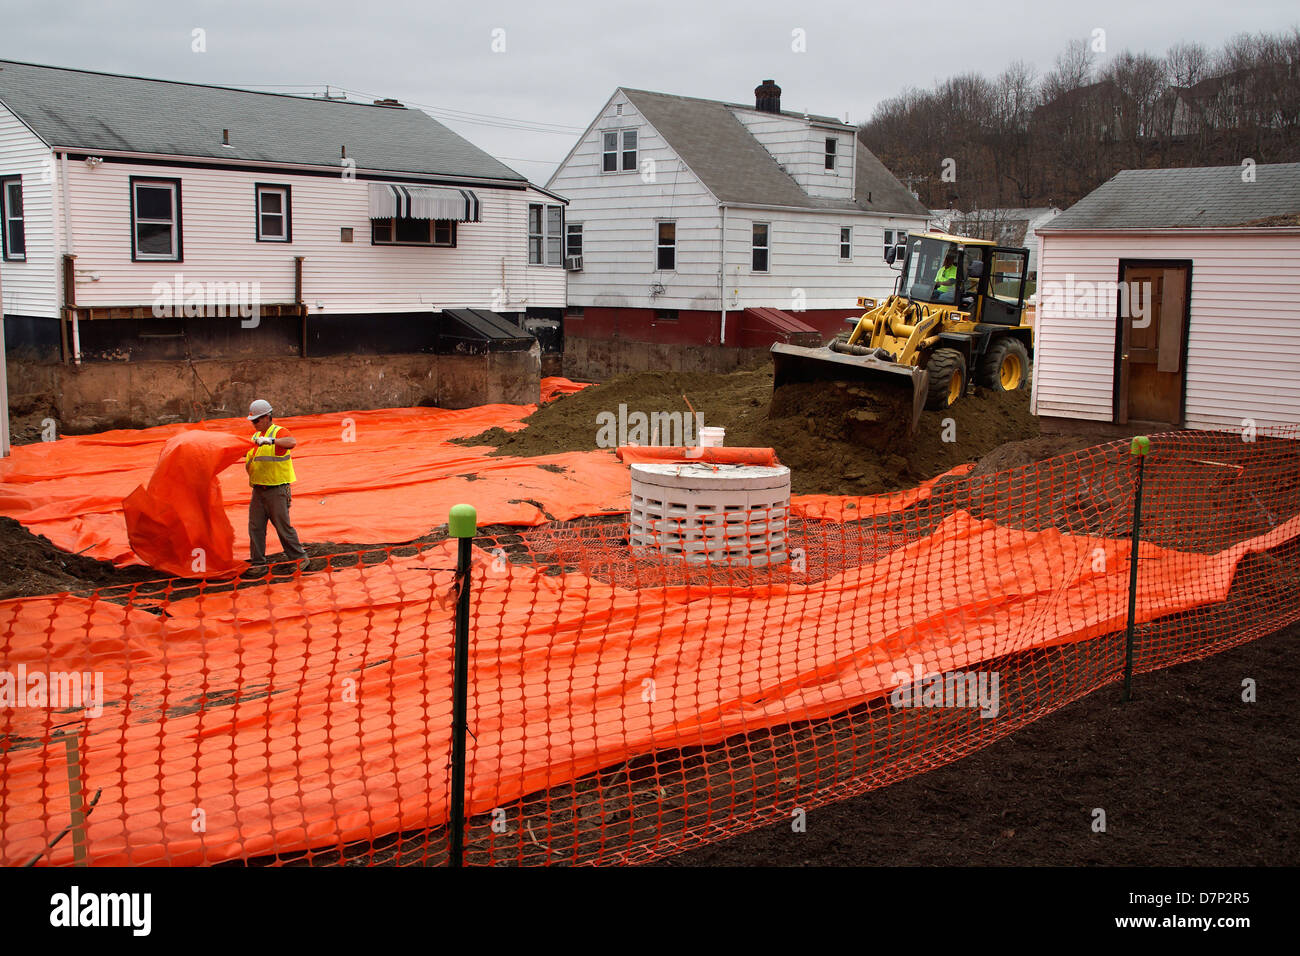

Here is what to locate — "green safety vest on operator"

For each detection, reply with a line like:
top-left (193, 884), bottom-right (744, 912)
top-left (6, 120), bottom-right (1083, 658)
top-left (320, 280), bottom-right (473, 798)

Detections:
top-left (935, 263), bottom-right (957, 295)
top-left (246, 423), bottom-right (297, 486)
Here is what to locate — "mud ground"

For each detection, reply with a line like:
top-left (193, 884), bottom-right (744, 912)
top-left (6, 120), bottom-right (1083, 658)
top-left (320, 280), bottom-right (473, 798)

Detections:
top-left (460, 365), bottom-right (1113, 495)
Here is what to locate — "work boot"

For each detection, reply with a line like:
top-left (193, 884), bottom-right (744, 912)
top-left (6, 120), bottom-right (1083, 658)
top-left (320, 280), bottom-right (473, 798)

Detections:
top-left (241, 564), bottom-right (268, 579)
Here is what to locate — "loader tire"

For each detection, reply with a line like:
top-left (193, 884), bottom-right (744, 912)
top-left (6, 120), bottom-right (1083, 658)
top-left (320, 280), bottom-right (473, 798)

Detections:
top-left (978, 338), bottom-right (1030, 393)
top-left (925, 349), bottom-right (967, 410)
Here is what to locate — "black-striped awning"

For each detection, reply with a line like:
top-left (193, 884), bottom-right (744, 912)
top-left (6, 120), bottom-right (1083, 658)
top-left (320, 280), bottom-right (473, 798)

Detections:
top-left (367, 184), bottom-right (481, 222)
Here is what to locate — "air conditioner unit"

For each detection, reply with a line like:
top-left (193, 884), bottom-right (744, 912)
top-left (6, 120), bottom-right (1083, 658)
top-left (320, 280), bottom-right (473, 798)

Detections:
top-left (565, 255), bottom-right (583, 272)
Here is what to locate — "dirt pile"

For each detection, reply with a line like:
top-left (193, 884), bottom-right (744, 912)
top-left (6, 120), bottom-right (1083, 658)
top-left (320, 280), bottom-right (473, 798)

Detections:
top-left (460, 366), bottom-right (1047, 495)
top-left (0, 517), bottom-right (158, 600)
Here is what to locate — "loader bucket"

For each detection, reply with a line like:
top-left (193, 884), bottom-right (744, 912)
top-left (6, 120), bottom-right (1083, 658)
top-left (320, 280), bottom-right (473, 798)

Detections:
top-left (770, 342), bottom-right (929, 433)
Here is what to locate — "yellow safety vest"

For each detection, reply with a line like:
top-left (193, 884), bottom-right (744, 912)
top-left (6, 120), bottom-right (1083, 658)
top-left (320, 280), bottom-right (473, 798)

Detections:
top-left (246, 423), bottom-right (297, 486)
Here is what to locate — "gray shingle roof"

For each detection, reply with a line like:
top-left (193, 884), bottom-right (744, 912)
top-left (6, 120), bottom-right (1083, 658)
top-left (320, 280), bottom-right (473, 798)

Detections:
top-left (0, 59), bottom-right (526, 183)
top-left (1041, 163), bottom-right (1300, 230)
top-left (622, 88), bottom-right (927, 217)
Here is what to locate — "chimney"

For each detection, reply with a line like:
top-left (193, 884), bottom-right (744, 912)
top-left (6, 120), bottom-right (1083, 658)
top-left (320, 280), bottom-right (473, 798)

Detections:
top-left (754, 79), bottom-right (781, 114)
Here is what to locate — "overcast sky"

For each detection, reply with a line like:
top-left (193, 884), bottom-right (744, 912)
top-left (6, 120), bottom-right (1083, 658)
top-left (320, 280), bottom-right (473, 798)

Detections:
top-left (4, 0), bottom-right (1296, 183)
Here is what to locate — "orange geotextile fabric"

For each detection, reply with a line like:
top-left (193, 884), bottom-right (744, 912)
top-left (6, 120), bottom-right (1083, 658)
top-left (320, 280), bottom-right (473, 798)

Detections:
top-left (123, 432), bottom-right (252, 578)
top-left (540, 377), bottom-right (592, 403)
top-left (616, 446), bottom-right (780, 466)
top-left (791, 463), bottom-right (977, 520)
top-left (3, 508), bottom-right (1296, 866)
top-left (0, 404), bottom-right (632, 569)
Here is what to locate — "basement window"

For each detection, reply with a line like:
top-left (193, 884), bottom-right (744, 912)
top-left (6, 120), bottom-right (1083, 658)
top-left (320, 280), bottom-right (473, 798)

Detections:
top-left (1, 176), bottom-right (23, 260)
top-left (255, 184), bottom-right (292, 242)
top-left (655, 309), bottom-right (678, 321)
top-left (131, 177), bottom-right (182, 261)
top-left (371, 218), bottom-right (456, 246)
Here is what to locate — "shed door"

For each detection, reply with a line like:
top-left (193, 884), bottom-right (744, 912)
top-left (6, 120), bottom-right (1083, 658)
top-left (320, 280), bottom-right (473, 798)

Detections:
top-left (1116, 263), bottom-right (1189, 425)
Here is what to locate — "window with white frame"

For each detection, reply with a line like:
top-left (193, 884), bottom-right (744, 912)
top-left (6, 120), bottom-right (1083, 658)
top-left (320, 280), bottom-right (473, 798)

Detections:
top-left (839, 226), bottom-right (852, 260)
top-left (131, 178), bottom-right (181, 261)
top-left (656, 221), bottom-right (675, 270)
top-left (529, 203), bottom-right (564, 265)
top-left (566, 222), bottom-right (583, 259)
top-left (751, 222), bottom-right (769, 272)
top-left (884, 229), bottom-right (908, 261)
top-left (602, 129), bottom-right (638, 172)
top-left (255, 185), bottom-right (291, 242)
top-left (1, 176), bottom-right (24, 261)
top-left (825, 137), bottom-right (838, 171)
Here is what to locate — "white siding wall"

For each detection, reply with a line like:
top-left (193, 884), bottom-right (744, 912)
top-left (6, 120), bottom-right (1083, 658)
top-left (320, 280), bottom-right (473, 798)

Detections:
top-left (724, 212), bottom-right (928, 311)
top-left (58, 159), bottom-right (563, 314)
top-left (550, 91), bottom-right (721, 310)
top-left (730, 110), bottom-right (855, 201)
top-left (0, 102), bottom-right (59, 318)
top-left (1034, 231), bottom-right (1300, 430)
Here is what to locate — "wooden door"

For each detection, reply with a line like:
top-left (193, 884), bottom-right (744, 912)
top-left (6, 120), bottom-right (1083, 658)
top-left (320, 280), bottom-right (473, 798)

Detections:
top-left (1116, 263), bottom-right (1189, 425)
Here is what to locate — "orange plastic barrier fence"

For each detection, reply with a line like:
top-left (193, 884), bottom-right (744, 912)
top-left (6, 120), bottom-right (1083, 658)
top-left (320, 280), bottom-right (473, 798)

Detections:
top-left (2, 428), bottom-right (1298, 866)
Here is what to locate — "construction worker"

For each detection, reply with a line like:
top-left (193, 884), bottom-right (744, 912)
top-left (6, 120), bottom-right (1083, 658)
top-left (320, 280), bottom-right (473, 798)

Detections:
top-left (244, 399), bottom-right (307, 568)
top-left (934, 250), bottom-right (959, 304)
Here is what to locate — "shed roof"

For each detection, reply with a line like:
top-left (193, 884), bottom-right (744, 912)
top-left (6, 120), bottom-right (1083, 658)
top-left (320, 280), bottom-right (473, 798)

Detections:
top-left (1041, 163), bottom-right (1300, 231)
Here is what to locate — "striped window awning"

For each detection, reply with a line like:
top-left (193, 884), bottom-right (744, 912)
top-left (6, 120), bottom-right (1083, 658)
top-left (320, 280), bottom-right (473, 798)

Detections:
top-left (367, 183), bottom-right (481, 222)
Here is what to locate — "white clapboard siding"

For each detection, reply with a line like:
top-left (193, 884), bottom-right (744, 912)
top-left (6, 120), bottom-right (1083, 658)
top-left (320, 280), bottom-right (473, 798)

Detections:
top-left (1034, 231), bottom-right (1300, 430)
top-left (731, 110), bottom-right (854, 202)
top-left (724, 212), bottom-right (927, 310)
top-left (550, 91), bottom-right (721, 310)
top-left (57, 159), bottom-right (564, 314)
top-left (0, 102), bottom-right (59, 318)
top-left (551, 90), bottom-right (925, 312)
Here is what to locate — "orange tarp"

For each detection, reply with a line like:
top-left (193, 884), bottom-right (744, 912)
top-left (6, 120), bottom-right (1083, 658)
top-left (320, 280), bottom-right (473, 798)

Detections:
top-left (539, 377), bottom-right (592, 403)
top-left (3, 508), bottom-right (1297, 866)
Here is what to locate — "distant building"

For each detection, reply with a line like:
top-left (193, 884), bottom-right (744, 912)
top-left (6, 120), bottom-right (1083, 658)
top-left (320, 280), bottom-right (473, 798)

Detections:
top-left (547, 80), bottom-right (929, 374)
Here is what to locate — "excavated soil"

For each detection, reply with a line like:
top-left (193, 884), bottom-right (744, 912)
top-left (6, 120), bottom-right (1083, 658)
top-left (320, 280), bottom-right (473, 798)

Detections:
top-left (460, 366), bottom-right (1096, 495)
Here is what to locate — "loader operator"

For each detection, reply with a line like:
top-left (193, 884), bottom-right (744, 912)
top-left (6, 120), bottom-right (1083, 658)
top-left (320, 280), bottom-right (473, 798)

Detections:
top-left (244, 399), bottom-right (308, 569)
top-left (934, 250), bottom-right (959, 304)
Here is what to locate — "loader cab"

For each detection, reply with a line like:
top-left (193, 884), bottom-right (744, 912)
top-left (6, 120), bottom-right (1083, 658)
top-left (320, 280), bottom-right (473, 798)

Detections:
top-left (898, 233), bottom-right (1029, 325)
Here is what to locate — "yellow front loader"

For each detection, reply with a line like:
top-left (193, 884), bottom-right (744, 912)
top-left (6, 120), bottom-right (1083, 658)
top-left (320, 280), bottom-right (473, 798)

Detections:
top-left (771, 233), bottom-right (1034, 432)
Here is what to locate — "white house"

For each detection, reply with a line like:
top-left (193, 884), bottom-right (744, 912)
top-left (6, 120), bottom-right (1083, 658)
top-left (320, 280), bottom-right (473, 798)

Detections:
top-left (933, 207), bottom-right (1062, 278)
top-left (0, 59), bottom-right (566, 364)
top-left (1033, 163), bottom-right (1300, 431)
top-left (547, 80), bottom-right (930, 360)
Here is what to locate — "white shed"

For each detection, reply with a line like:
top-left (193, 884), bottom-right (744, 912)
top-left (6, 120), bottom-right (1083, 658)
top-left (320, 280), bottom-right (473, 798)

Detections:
top-left (1033, 163), bottom-right (1300, 431)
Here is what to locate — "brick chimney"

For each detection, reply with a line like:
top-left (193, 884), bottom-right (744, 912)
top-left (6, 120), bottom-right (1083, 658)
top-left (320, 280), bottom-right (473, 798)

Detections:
top-left (754, 79), bottom-right (782, 114)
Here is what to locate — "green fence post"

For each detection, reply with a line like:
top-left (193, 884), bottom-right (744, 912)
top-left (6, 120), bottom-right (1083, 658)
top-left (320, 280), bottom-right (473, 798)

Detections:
top-left (447, 503), bottom-right (477, 867)
top-left (1122, 436), bottom-right (1150, 703)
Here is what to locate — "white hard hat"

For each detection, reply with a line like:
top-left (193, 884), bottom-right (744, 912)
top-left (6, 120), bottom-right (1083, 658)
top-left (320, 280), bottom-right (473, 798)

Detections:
top-left (248, 399), bottom-right (273, 421)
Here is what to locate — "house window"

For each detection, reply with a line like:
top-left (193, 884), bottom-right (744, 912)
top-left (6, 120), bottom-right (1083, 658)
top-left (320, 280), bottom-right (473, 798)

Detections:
top-left (602, 129), bottom-right (637, 172)
top-left (655, 309), bottom-right (678, 321)
top-left (131, 177), bottom-right (182, 261)
top-left (839, 227), bottom-right (852, 260)
top-left (656, 221), bottom-right (676, 270)
top-left (825, 138), bottom-right (837, 171)
top-left (255, 185), bottom-right (291, 242)
top-left (566, 222), bottom-right (583, 258)
top-left (752, 222), bottom-right (769, 272)
top-left (1, 176), bottom-right (24, 261)
top-left (371, 218), bottom-right (456, 246)
top-left (884, 229), bottom-right (908, 261)
top-left (529, 203), bottom-right (564, 265)
top-left (567, 306), bottom-right (585, 318)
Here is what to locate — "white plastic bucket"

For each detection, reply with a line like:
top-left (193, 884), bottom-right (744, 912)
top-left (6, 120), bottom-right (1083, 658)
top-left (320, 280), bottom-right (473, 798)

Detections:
top-left (699, 426), bottom-right (725, 448)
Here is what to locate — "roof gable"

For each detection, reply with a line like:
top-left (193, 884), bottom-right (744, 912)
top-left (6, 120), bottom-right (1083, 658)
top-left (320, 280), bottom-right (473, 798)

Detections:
top-left (0, 59), bottom-right (526, 183)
